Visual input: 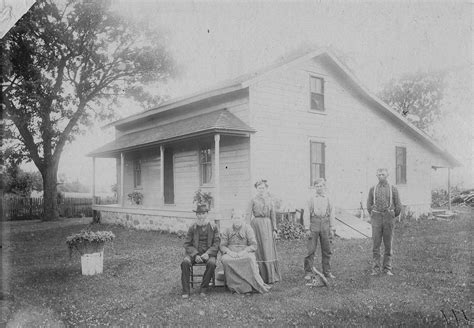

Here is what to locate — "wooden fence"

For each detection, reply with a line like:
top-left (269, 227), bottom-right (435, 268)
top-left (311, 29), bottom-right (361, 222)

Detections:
top-left (2, 196), bottom-right (117, 221)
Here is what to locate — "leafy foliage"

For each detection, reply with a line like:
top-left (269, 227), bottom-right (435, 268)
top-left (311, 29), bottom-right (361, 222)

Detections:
top-left (3, 164), bottom-right (43, 196)
top-left (1, 0), bottom-right (175, 220)
top-left (127, 191), bottom-right (143, 205)
top-left (66, 229), bottom-right (115, 256)
top-left (193, 189), bottom-right (213, 207)
top-left (378, 71), bottom-right (446, 133)
top-left (277, 220), bottom-right (306, 240)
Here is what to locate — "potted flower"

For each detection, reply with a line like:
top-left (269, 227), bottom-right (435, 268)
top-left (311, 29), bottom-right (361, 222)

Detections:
top-left (66, 229), bottom-right (115, 275)
top-left (193, 189), bottom-right (213, 207)
top-left (127, 191), bottom-right (143, 205)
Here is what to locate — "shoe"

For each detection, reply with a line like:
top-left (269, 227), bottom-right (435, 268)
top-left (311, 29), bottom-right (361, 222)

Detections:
top-left (370, 269), bottom-right (380, 276)
top-left (199, 288), bottom-right (207, 296)
top-left (384, 270), bottom-right (394, 276)
top-left (304, 274), bottom-right (312, 281)
top-left (325, 273), bottom-right (336, 279)
top-left (181, 294), bottom-right (189, 299)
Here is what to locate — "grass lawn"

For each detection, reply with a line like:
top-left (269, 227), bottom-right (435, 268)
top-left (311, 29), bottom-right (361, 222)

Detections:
top-left (1, 208), bottom-right (472, 327)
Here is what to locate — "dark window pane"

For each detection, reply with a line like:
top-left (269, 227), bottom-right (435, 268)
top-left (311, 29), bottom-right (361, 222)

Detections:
top-left (311, 93), bottom-right (324, 111)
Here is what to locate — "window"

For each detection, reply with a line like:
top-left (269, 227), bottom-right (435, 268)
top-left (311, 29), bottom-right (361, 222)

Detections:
top-left (310, 141), bottom-right (325, 184)
top-left (310, 76), bottom-right (325, 111)
top-left (199, 147), bottom-right (213, 185)
top-left (396, 147), bottom-right (407, 184)
top-left (133, 159), bottom-right (141, 188)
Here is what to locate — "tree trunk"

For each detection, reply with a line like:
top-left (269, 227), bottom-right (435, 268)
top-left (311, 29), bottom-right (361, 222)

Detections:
top-left (42, 165), bottom-right (59, 221)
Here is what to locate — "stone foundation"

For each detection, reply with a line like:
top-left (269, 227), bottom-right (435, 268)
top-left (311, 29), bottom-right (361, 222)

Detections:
top-left (94, 205), bottom-right (232, 234)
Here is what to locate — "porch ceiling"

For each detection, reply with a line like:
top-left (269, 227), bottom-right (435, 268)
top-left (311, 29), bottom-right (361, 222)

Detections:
top-left (88, 109), bottom-right (255, 158)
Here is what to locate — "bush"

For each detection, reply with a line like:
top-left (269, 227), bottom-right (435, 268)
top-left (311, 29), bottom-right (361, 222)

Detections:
top-left (278, 220), bottom-right (306, 240)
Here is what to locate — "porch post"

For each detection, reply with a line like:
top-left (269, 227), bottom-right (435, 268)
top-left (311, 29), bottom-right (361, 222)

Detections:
top-left (214, 134), bottom-right (220, 215)
top-left (160, 145), bottom-right (165, 205)
top-left (92, 157), bottom-right (96, 205)
top-left (120, 152), bottom-right (125, 207)
top-left (448, 167), bottom-right (451, 211)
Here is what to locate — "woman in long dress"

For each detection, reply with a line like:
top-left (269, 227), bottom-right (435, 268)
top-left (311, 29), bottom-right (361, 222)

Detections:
top-left (246, 179), bottom-right (281, 284)
top-left (220, 211), bottom-right (270, 294)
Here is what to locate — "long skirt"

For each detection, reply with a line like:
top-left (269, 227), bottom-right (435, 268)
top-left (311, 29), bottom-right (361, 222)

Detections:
top-left (250, 217), bottom-right (281, 284)
top-left (221, 252), bottom-right (270, 294)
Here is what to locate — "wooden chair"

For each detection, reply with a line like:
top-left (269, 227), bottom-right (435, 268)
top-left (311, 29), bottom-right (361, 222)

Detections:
top-left (190, 263), bottom-right (215, 289)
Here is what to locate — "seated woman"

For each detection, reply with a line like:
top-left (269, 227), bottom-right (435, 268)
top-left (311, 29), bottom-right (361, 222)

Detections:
top-left (220, 211), bottom-right (271, 294)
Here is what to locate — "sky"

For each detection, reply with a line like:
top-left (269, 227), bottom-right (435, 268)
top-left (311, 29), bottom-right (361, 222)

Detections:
top-left (18, 0), bottom-right (473, 191)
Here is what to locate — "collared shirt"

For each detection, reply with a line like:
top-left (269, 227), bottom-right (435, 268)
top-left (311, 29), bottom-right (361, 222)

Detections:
top-left (367, 182), bottom-right (402, 217)
top-left (304, 194), bottom-right (335, 231)
top-left (247, 194), bottom-right (277, 231)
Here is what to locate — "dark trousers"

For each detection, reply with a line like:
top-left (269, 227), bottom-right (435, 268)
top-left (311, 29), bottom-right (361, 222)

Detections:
top-left (371, 211), bottom-right (395, 271)
top-left (304, 230), bottom-right (332, 275)
top-left (181, 255), bottom-right (216, 294)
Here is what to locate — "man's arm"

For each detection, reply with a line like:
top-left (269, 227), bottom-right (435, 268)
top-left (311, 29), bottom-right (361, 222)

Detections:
top-left (205, 224), bottom-right (221, 257)
top-left (328, 198), bottom-right (335, 232)
top-left (392, 186), bottom-right (402, 217)
top-left (219, 229), bottom-right (230, 254)
top-left (183, 225), bottom-right (198, 258)
top-left (366, 187), bottom-right (374, 215)
top-left (303, 199), bottom-right (311, 230)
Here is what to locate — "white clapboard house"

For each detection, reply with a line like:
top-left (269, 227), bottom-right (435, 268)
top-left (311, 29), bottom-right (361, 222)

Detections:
top-left (88, 49), bottom-right (459, 233)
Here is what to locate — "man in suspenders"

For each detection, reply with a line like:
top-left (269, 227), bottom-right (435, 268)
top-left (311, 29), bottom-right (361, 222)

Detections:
top-left (367, 168), bottom-right (402, 276)
top-left (303, 178), bottom-right (336, 281)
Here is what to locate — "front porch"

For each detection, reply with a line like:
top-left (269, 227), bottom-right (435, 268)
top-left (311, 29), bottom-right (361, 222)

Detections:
top-left (88, 109), bottom-right (255, 232)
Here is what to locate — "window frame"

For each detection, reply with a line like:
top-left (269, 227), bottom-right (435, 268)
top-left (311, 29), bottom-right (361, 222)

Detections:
top-left (133, 159), bottom-right (142, 189)
top-left (199, 145), bottom-right (213, 186)
top-left (310, 141), bottom-right (326, 186)
top-left (309, 75), bottom-right (325, 112)
top-left (395, 146), bottom-right (407, 185)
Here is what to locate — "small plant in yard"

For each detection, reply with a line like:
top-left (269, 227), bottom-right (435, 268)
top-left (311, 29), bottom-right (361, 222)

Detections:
top-left (278, 220), bottom-right (306, 240)
top-left (128, 191), bottom-right (143, 205)
top-left (193, 189), bottom-right (213, 207)
top-left (66, 229), bottom-right (115, 257)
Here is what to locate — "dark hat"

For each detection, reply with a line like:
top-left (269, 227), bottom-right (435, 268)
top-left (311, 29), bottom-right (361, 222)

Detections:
top-left (193, 203), bottom-right (209, 213)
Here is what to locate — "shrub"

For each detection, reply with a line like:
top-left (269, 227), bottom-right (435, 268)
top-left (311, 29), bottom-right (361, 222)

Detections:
top-left (278, 220), bottom-right (306, 240)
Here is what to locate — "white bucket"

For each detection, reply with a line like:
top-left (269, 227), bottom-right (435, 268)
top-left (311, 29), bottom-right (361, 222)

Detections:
top-left (81, 251), bottom-right (104, 275)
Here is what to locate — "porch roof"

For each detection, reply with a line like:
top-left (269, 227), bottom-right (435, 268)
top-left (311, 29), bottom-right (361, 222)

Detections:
top-left (88, 109), bottom-right (255, 157)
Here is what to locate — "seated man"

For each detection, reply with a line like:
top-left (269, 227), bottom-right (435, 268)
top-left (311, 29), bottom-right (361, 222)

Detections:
top-left (181, 204), bottom-right (220, 298)
top-left (220, 211), bottom-right (270, 294)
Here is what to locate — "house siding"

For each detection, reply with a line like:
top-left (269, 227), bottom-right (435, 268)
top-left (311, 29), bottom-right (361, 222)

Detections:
top-left (115, 136), bottom-right (250, 221)
top-left (249, 56), bottom-right (447, 214)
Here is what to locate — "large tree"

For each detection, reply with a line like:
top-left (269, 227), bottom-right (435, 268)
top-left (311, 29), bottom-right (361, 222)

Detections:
top-left (378, 71), bottom-right (446, 133)
top-left (1, 0), bottom-right (175, 220)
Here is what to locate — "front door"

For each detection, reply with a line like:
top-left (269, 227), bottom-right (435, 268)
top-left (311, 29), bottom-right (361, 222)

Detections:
top-left (164, 148), bottom-right (174, 204)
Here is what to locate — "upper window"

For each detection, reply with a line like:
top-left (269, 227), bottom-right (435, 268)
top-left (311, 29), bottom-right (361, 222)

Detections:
top-left (199, 147), bottom-right (213, 185)
top-left (310, 76), bottom-right (325, 111)
top-left (133, 159), bottom-right (142, 188)
top-left (396, 147), bottom-right (407, 184)
top-left (310, 141), bottom-right (325, 184)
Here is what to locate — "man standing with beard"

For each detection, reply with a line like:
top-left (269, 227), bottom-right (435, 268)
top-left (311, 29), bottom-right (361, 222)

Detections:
top-left (367, 168), bottom-right (402, 276)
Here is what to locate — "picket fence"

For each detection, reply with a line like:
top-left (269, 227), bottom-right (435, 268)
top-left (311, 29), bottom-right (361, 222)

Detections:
top-left (2, 196), bottom-right (117, 221)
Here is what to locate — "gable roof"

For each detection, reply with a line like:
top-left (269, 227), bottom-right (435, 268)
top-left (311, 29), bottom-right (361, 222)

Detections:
top-left (88, 109), bottom-right (255, 157)
top-left (106, 48), bottom-right (460, 167)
